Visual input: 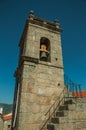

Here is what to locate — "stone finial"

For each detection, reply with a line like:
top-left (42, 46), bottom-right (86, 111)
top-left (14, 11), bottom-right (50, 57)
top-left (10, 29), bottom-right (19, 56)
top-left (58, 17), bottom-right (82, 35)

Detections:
top-left (30, 10), bottom-right (34, 15)
top-left (54, 19), bottom-right (58, 22)
top-left (54, 19), bottom-right (59, 28)
top-left (29, 10), bottom-right (34, 19)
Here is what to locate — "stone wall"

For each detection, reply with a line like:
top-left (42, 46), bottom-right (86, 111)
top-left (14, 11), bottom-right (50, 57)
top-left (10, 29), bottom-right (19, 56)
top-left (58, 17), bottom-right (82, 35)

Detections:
top-left (57, 98), bottom-right (86, 130)
top-left (74, 98), bottom-right (86, 130)
top-left (3, 119), bottom-right (11, 130)
top-left (0, 115), bottom-right (3, 130)
top-left (17, 60), bottom-right (64, 130)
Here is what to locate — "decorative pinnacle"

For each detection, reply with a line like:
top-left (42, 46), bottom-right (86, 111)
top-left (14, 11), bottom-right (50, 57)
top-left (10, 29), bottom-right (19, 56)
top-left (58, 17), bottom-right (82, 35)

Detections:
top-left (54, 19), bottom-right (59, 27)
top-left (54, 19), bottom-right (58, 23)
top-left (30, 10), bottom-right (34, 15)
top-left (29, 10), bottom-right (34, 19)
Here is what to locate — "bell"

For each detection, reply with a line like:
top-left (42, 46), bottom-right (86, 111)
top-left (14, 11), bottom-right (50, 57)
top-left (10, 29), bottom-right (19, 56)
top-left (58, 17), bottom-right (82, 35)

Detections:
top-left (40, 51), bottom-right (47, 61)
top-left (40, 51), bottom-right (47, 58)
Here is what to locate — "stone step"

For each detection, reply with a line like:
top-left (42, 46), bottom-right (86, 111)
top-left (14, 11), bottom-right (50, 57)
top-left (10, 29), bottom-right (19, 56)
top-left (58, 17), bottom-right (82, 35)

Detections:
top-left (51, 116), bottom-right (70, 124)
top-left (47, 124), bottom-right (54, 130)
top-left (59, 104), bottom-right (76, 112)
top-left (58, 117), bottom-right (69, 123)
top-left (68, 104), bottom-right (76, 111)
top-left (42, 128), bottom-right (49, 130)
top-left (76, 121), bottom-right (86, 129)
top-left (54, 123), bottom-right (76, 130)
top-left (59, 105), bottom-right (68, 111)
top-left (64, 92), bottom-right (73, 98)
top-left (56, 111), bottom-right (64, 117)
top-left (42, 128), bottom-right (48, 130)
top-left (51, 117), bottom-right (59, 124)
top-left (45, 96), bottom-right (86, 130)
top-left (64, 99), bottom-right (73, 105)
top-left (47, 122), bottom-right (76, 130)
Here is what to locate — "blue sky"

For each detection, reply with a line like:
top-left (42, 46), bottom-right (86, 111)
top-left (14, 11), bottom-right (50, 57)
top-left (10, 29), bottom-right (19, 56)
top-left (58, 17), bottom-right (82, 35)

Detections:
top-left (0, 0), bottom-right (86, 104)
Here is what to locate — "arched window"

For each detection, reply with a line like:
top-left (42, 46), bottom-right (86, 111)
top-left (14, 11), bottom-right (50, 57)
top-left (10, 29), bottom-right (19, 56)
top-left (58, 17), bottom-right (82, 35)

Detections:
top-left (40, 37), bottom-right (50, 62)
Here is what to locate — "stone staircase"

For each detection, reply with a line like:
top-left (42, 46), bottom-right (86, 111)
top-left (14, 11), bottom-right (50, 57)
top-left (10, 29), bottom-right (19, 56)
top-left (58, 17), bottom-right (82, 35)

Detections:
top-left (40, 93), bottom-right (86, 130)
top-left (45, 98), bottom-right (86, 130)
top-left (40, 75), bottom-right (86, 130)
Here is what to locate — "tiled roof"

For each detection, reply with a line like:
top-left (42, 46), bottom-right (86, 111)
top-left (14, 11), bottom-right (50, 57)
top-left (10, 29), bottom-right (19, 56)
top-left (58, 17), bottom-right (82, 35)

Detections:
top-left (3, 113), bottom-right (12, 120)
top-left (74, 91), bottom-right (86, 98)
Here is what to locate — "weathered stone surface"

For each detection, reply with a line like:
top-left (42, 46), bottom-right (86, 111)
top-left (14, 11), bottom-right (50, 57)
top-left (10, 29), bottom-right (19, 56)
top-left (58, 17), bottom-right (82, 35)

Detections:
top-left (18, 123), bottom-right (40, 130)
top-left (0, 115), bottom-right (3, 130)
top-left (55, 123), bottom-right (76, 130)
top-left (12, 13), bottom-right (64, 130)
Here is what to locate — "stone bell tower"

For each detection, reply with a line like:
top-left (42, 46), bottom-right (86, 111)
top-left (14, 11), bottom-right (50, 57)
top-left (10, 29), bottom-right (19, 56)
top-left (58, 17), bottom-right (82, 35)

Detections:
top-left (12, 11), bottom-right (64, 130)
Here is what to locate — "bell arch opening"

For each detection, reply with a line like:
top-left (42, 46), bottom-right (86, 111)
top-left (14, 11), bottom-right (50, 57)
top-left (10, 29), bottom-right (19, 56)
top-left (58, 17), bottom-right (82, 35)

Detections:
top-left (40, 37), bottom-right (51, 62)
